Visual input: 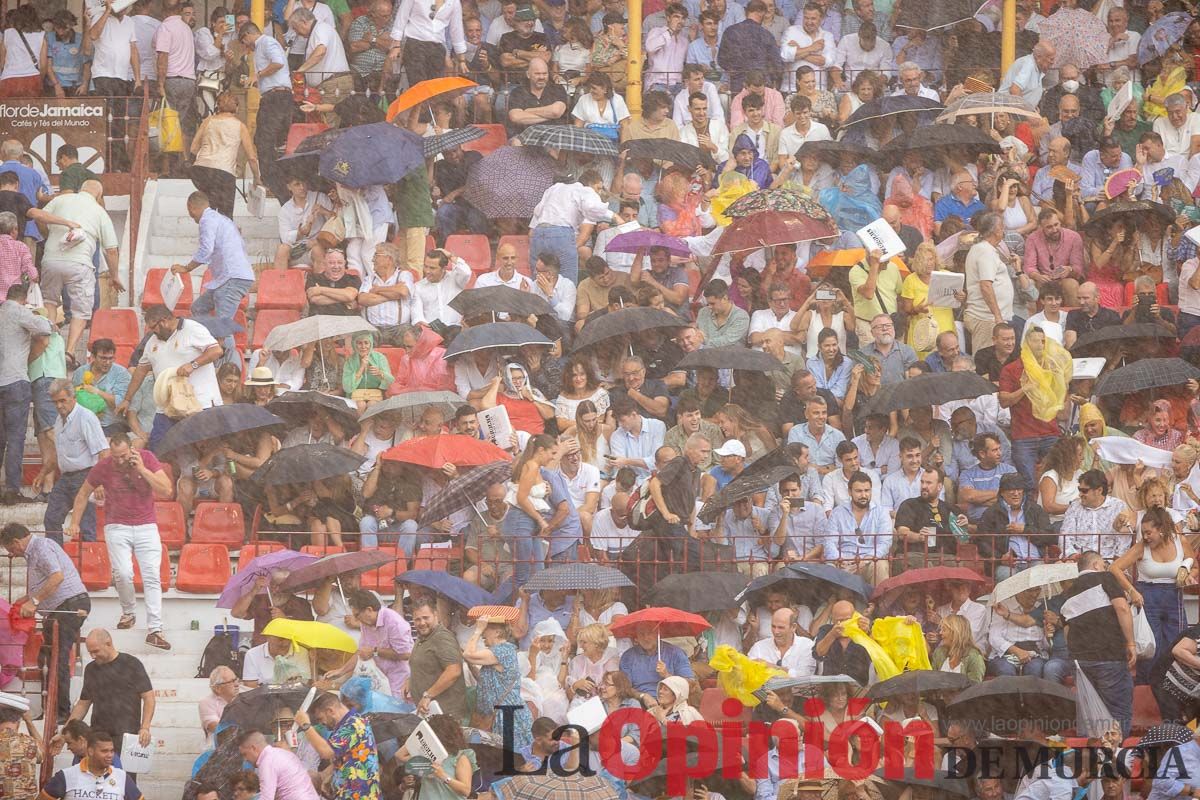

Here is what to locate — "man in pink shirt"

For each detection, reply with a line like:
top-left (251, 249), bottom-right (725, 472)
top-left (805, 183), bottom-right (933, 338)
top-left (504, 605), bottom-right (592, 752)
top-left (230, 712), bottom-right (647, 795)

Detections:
top-left (645, 3), bottom-right (689, 93)
top-left (1021, 207), bottom-right (1086, 307)
top-left (331, 590), bottom-right (414, 697)
top-left (153, 1), bottom-right (198, 168)
top-left (238, 730), bottom-right (320, 800)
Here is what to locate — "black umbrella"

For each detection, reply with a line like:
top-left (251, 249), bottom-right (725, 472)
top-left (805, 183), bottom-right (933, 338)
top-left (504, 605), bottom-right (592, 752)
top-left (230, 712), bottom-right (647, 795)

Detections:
top-left (864, 371), bottom-right (997, 415)
top-left (219, 685), bottom-right (309, 730)
top-left (883, 124), bottom-right (1003, 156)
top-left (154, 405), bottom-right (284, 456)
top-left (449, 286), bottom-right (553, 320)
top-left (842, 95), bottom-right (944, 129)
top-left (867, 670), bottom-right (974, 702)
top-left (251, 443), bottom-right (366, 486)
top-left (874, 769), bottom-right (971, 799)
top-left (643, 571), bottom-right (750, 612)
top-left (1083, 200), bottom-right (1176, 239)
top-left (443, 322), bottom-right (552, 358)
top-left (267, 390), bottom-right (360, 435)
top-left (946, 676), bottom-right (1076, 732)
top-left (1095, 357), bottom-right (1200, 395)
top-left (675, 346), bottom-right (785, 372)
top-left (734, 561), bottom-right (872, 606)
top-left (738, 442), bottom-right (799, 480)
top-left (620, 137), bottom-right (716, 171)
top-left (796, 139), bottom-right (877, 164)
top-left (364, 712), bottom-right (422, 744)
top-left (1069, 322), bottom-right (1175, 351)
top-left (698, 465), bottom-right (799, 523)
top-left (572, 307), bottom-right (688, 351)
top-left (894, 0), bottom-right (983, 29)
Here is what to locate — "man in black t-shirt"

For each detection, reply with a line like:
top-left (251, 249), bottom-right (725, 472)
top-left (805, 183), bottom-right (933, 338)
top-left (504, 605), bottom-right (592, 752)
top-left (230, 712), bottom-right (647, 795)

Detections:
top-left (0, 172), bottom-right (31, 235)
top-left (778, 369), bottom-right (842, 437)
top-left (64, 630), bottom-right (155, 760)
top-left (305, 248), bottom-right (359, 316)
top-left (1064, 281), bottom-right (1122, 349)
top-left (498, 5), bottom-right (550, 85)
top-left (1060, 550), bottom-right (1135, 736)
top-left (432, 147), bottom-right (486, 240)
top-left (813, 600), bottom-right (872, 685)
top-left (504, 55), bottom-right (568, 138)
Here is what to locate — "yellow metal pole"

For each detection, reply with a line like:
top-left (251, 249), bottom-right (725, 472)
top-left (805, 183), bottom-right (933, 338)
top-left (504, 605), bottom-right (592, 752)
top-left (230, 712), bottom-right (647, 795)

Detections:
top-left (627, 0), bottom-right (643, 119)
top-left (1000, 0), bottom-right (1017, 77)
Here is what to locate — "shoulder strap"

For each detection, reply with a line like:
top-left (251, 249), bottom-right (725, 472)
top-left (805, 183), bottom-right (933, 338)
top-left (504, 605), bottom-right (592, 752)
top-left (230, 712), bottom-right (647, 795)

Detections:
top-left (14, 30), bottom-right (38, 68)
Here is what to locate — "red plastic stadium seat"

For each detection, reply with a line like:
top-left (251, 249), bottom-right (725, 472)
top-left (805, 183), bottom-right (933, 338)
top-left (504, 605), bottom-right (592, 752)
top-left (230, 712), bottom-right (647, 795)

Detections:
top-left (62, 542), bottom-right (111, 591)
top-left (1122, 282), bottom-right (1170, 306)
top-left (237, 542), bottom-right (286, 571)
top-left (461, 124), bottom-right (507, 156)
top-left (176, 543), bottom-right (232, 593)
top-left (89, 308), bottom-right (140, 348)
top-left (445, 234), bottom-right (492, 274)
top-left (142, 267), bottom-right (193, 313)
top-left (191, 502), bottom-right (246, 547)
top-left (376, 347), bottom-right (405, 378)
top-left (412, 545), bottom-right (451, 572)
top-left (301, 545), bottom-right (346, 557)
top-left (360, 548), bottom-right (404, 592)
top-left (1132, 685), bottom-right (1162, 734)
top-left (233, 309), bottom-right (249, 353)
top-left (497, 235), bottom-right (531, 277)
top-left (256, 269), bottom-right (308, 312)
top-left (155, 501), bottom-right (187, 550)
top-left (284, 122), bottom-right (330, 155)
top-left (251, 309), bottom-right (302, 351)
top-left (133, 547), bottom-right (172, 592)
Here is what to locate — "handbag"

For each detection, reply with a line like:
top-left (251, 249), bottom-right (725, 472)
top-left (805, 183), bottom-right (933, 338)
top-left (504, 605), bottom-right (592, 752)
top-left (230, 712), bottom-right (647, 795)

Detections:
top-left (910, 313), bottom-right (938, 352)
top-left (148, 99), bottom-right (183, 154)
top-left (585, 95), bottom-right (621, 141)
top-left (351, 388), bottom-right (384, 402)
top-left (197, 69), bottom-right (223, 93)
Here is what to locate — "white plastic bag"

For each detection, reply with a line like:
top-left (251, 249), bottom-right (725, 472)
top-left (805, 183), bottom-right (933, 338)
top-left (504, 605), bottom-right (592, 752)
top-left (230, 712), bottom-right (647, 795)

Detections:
top-left (1074, 661), bottom-right (1118, 739)
top-left (1133, 607), bottom-right (1156, 660)
top-left (354, 657), bottom-right (392, 696)
top-left (247, 183), bottom-right (267, 218)
top-left (159, 269), bottom-right (184, 311)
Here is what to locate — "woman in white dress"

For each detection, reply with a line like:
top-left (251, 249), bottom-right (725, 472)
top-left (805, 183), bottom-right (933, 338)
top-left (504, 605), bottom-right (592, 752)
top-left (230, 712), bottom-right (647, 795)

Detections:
top-left (571, 71), bottom-right (630, 135)
top-left (555, 355), bottom-right (611, 431)
top-left (792, 281), bottom-right (853, 355)
top-left (519, 618), bottom-right (571, 723)
top-left (565, 623), bottom-right (619, 712)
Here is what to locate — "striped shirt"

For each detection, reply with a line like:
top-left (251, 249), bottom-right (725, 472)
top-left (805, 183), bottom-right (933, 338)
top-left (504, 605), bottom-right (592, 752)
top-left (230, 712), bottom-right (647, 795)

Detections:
top-left (24, 535), bottom-right (87, 611)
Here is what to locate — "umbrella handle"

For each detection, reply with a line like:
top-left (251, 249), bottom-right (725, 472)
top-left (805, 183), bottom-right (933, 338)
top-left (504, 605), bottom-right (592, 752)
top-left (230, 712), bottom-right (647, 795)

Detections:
top-left (337, 576), bottom-right (347, 606)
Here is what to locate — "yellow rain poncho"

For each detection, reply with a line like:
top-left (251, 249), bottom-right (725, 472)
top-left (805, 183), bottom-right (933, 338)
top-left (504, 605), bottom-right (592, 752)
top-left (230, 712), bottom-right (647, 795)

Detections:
top-left (871, 617), bottom-right (932, 673)
top-left (1020, 328), bottom-right (1073, 422)
top-left (841, 612), bottom-right (902, 682)
top-left (709, 173), bottom-right (757, 227)
top-left (709, 644), bottom-right (785, 706)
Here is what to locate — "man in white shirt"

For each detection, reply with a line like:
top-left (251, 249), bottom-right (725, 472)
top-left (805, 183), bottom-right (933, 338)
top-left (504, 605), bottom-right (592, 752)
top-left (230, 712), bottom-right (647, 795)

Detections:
top-left (357, 243), bottom-right (415, 346)
top-left (780, 3), bottom-right (836, 92)
top-left (242, 636), bottom-right (310, 688)
top-left (822, 440), bottom-right (882, 510)
top-left (528, 170), bottom-right (616, 284)
top-left (999, 41), bottom-right (1056, 107)
top-left (88, 0), bottom-right (141, 171)
top-left (289, 7), bottom-right (351, 118)
top-left (678, 92), bottom-right (731, 164)
top-left (892, 60), bottom-right (940, 101)
top-left (749, 282), bottom-right (802, 353)
top-left (936, 578), bottom-right (990, 654)
top-left (671, 64), bottom-right (724, 126)
top-left (589, 494), bottom-right (636, 558)
top-left (118, 305), bottom-right (223, 450)
top-left (532, 253), bottom-right (576, 323)
top-left (775, 94), bottom-right (831, 170)
top-left (412, 249), bottom-right (471, 330)
top-left (282, 0), bottom-right (335, 66)
top-left (747, 608), bottom-right (816, 677)
top-left (476, 242), bottom-right (533, 292)
top-left (1098, 6), bottom-right (1140, 75)
top-left (1153, 93), bottom-right (1200, 159)
top-left (1138, 130), bottom-right (1190, 191)
top-left (557, 438), bottom-right (601, 534)
top-left (830, 22), bottom-right (894, 90)
top-left (486, 0), bottom-right (544, 45)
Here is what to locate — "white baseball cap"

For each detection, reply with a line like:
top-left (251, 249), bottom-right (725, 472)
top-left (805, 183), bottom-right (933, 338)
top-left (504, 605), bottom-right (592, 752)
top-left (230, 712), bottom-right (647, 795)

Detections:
top-left (714, 440), bottom-right (747, 458)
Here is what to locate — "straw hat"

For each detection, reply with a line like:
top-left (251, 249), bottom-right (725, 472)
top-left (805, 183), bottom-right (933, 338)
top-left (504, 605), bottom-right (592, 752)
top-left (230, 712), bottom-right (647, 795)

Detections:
top-left (152, 366), bottom-right (181, 410)
top-left (244, 366), bottom-right (277, 387)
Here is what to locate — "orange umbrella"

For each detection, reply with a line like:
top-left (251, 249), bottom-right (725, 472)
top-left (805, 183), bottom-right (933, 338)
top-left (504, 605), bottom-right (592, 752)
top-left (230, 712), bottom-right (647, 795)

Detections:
top-left (806, 248), bottom-right (909, 280)
top-left (386, 77), bottom-right (478, 119)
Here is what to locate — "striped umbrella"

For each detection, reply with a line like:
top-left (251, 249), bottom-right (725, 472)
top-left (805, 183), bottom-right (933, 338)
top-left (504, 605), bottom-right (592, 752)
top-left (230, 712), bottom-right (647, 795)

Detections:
top-left (423, 126), bottom-right (486, 158)
top-left (518, 123), bottom-right (620, 157)
top-left (522, 563), bottom-right (633, 592)
top-left (418, 461), bottom-right (513, 527)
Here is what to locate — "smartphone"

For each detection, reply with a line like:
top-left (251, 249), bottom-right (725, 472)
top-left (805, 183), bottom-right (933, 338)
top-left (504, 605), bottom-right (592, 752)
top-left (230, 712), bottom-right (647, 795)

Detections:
top-left (816, 289), bottom-right (836, 301)
top-left (225, 13), bottom-right (236, 28)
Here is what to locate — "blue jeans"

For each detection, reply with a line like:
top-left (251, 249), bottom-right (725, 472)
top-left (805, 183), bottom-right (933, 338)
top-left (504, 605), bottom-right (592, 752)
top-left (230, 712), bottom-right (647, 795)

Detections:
top-left (530, 225), bottom-right (579, 284)
top-left (44, 470), bottom-right (96, 544)
top-left (1012, 435), bottom-right (1058, 490)
top-left (1078, 659), bottom-right (1133, 737)
top-left (148, 413), bottom-right (176, 452)
top-left (360, 516), bottom-right (423, 554)
top-left (0, 380), bottom-right (30, 491)
top-left (1137, 581), bottom-right (1184, 685)
top-left (987, 655), bottom-right (1070, 684)
top-left (192, 277), bottom-right (252, 359)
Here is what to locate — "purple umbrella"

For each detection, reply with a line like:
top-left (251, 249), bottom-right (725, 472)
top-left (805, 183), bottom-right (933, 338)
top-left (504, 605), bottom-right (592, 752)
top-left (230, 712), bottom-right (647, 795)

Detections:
top-left (216, 550), bottom-right (318, 609)
top-left (280, 551), bottom-right (399, 594)
top-left (605, 229), bottom-right (691, 257)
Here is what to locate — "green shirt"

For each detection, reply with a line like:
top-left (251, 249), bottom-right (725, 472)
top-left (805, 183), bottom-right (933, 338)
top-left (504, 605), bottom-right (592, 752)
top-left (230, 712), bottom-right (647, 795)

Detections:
top-left (59, 163), bottom-right (97, 193)
top-left (848, 260), bottom-right (904, 321)
top-left (342, 350), bottom-right (394, 393)
top-left (1110, 120), bottom-right (1152, 161)
top-left (29, 333), bottom-right (67, 381)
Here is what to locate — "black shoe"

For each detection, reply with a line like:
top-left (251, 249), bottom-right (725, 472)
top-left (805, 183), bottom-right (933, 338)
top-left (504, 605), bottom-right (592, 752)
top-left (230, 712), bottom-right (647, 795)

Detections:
top-left (0, 489), bottom-right (18, 506)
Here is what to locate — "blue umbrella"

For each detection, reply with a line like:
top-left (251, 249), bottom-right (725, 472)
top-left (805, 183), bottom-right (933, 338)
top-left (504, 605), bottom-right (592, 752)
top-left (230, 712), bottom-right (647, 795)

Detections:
top-left (396, 570), bottom-right (495, 609)
top-left (318, 123), bottom-right (425, 188)
top-left (1138, 12), bottom-right (1193, 64)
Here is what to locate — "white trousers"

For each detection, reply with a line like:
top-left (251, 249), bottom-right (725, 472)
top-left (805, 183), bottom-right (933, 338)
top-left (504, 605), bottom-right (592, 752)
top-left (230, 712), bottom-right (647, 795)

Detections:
top-left (105, 522), bottom-right (164, 632)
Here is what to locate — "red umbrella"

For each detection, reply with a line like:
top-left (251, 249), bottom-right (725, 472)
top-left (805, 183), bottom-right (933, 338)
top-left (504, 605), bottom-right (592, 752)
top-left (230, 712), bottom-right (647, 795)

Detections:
top-left (870, 567), bottom-right (990, 604)
top-left (381, 434), bottom-right (512, 469)
top-left (711, 211), bottom-right (839, 256)
top-left (608, 607), bottom-right (711, 639)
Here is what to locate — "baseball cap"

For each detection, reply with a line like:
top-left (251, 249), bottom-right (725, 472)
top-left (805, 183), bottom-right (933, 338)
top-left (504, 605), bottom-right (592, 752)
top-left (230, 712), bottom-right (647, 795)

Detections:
top-left (514, 5), bottom-right (537, 20)
top-left (714, 440), bottom-right (747, 458)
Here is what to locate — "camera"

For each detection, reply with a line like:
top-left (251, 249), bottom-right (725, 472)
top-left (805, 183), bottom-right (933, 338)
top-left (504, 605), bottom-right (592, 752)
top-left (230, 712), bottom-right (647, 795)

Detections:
top-left (1135, 294), bottom-right (1154, 323)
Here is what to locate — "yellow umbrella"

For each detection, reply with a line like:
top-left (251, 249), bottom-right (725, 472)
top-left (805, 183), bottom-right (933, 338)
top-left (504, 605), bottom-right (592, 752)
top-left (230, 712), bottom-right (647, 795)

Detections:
top-left (262, 619), bottom-right (358, 653)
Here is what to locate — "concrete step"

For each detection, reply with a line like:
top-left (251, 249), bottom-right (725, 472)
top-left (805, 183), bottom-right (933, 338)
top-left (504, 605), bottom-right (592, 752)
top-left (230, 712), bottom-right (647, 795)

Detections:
top-left (98, 629), bottom-right (228, 656)
top-left (150, 212), bottom-right (280, 240)
top-left (82, 651), bottom-right (204, 680)
top-left (135, 778), bottom-right (190, 798)
top-left (147, 701), bottom-right (210, 730)
top-left (146, 235), bottom-right (279, 266)
top-left (150, 678), bottom-right (218, 704)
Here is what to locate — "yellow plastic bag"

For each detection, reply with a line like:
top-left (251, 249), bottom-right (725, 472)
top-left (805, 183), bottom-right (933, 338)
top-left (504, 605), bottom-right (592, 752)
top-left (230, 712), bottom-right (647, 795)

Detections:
top-left (709, 173), bottom-right (756, 227)
top-left (1020, 333), bottom-right (1073, 422)
top-left (841, 612), bottom-right (901, 682)
top-left (708, 644), bottom-right (785, 707)
top-left (149, 99), bottom-right (183, 154)
top-left (871, 617), bottom-right (932, 673)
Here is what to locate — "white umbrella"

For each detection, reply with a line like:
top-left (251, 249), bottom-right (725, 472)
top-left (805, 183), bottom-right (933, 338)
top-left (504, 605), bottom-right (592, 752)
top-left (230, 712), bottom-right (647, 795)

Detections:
top-left (991, 562), bottom-right (1079, 605)
top-left (261, 314), bottom-right (377, 353)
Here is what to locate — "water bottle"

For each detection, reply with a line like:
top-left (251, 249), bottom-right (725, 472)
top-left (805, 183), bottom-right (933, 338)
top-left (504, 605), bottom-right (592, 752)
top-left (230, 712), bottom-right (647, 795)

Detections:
top-left (949, 513), bottom-right (969, 543)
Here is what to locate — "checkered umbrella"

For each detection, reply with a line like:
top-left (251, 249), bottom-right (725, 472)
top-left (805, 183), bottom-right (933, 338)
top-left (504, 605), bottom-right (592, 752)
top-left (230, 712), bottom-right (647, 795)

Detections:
top-left (1095, 357), bottom-right (1200, 396)
top-left (495, 774), bottom-right (619, 800)
top-left (418, 461), bottom-right (513, 527)
top-left (423, 126), bottom-right (486, 158)
top-left (522, 563), bottom-right (633, 592)
top-left (698, 465), bottom-right (799, 523)
top-left (464, 146), bottom-right (557, 219)
top-left (518, 124), bottom-right (620, 157)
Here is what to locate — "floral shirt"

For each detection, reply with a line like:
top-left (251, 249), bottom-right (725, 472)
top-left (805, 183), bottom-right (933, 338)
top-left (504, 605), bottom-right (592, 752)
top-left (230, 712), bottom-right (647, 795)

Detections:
top-left (0, 730), bottom-right (39, 800)
top-left (328, 711), bottom-right (381, 800)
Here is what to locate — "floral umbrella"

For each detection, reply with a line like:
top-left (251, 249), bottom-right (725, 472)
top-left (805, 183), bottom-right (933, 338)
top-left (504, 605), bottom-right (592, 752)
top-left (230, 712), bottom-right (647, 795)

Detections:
top-left (726, 188), bottom-right (812, 217)
top-left (1037, 8), bottom-right (1109, 69)
top-left (1139, 12), bottom-right (1193, 64)
top-left (711, 209), bottom-right (839, 255)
